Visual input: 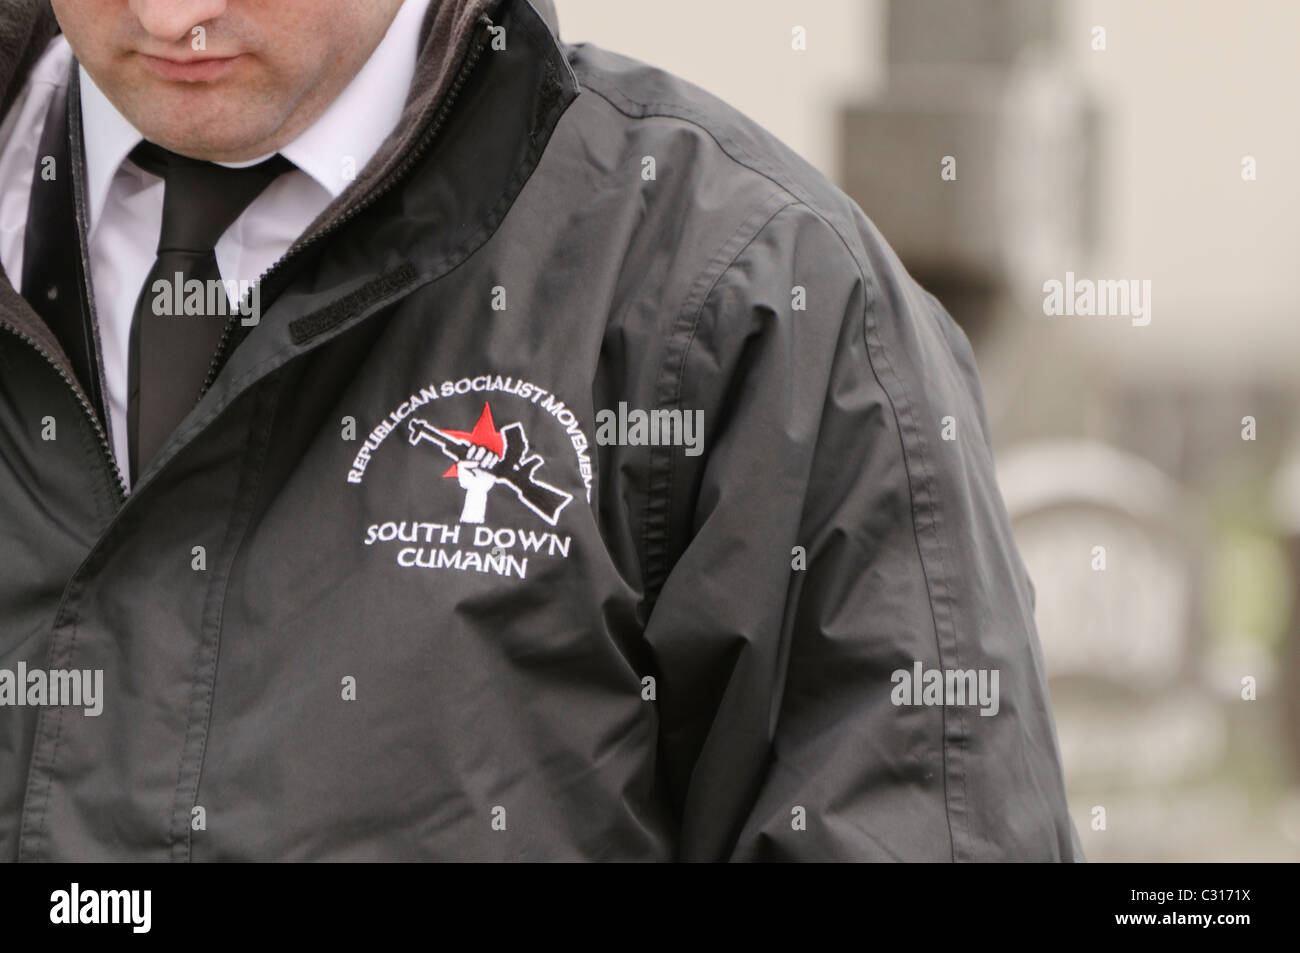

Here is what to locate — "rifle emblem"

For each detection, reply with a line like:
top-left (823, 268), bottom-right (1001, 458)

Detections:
top-left (408, 402), bottom-right (572, 526)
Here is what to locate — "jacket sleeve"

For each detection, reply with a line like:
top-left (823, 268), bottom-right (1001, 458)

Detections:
top-left (640, 199), bottom-right (1083, 861)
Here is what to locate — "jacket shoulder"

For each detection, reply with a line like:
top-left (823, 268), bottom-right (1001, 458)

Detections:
top-left (563, 42), bottom-right (871, 261)
top-left (561, 42), bottom-right (979, 381)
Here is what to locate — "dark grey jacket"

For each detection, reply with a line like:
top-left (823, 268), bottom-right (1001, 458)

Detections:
top-left (0, 0), bottom-right (1083, 861)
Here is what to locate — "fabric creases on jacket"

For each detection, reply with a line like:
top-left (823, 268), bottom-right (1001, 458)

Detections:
top-left (0, 0), bottom-right (1084, 860)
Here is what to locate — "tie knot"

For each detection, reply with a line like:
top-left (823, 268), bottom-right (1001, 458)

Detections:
top-left (129, 141), bottom-right (294, 254)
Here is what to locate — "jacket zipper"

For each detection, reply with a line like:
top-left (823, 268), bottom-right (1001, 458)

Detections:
top-left (197, 12), bottom-right (497, 399)
top-left (0, 62), bottom-right (129, 505)
top-left (69, 66), bottom-right (126, 500)
top-left (0, 318), bottom-right (128, 503)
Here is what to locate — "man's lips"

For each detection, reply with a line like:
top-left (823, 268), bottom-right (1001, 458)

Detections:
top-left (138, 53), bottom-right (242, 83)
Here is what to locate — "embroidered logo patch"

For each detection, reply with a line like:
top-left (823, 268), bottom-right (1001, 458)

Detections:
top-left (350, 374), bottom-right (592, 580)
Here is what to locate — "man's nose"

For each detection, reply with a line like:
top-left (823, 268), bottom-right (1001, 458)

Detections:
top-left (128, 0), bottom-right (230, 45)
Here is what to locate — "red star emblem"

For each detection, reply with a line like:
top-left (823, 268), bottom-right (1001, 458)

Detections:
top-left (440, 402), bottom-right (505, 478)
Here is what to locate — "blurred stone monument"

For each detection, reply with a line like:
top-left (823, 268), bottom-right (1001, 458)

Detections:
top-left (839, 0), bottom-right (1098, 343)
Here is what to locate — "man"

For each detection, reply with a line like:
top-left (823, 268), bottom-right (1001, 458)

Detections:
top-left (0, 0), bottom-right (1082, 861)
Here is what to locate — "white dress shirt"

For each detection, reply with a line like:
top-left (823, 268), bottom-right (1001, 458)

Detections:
top-left (0, 0), bottom-right (431, 489)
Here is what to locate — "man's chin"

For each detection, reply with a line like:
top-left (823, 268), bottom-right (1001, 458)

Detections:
top-left (98, 59), bottom-right (276, 160)
top-left (127, 93), bottom-right (284, 162)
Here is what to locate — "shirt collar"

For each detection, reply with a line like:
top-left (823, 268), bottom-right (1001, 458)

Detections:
top-left (80, 0), bottom-right (433, 227)
top-left (79, 59), bottom-right (145, 232)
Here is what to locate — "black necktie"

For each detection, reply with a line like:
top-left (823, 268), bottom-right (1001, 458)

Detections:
top-left (127, 141), bottom-right (292, 481)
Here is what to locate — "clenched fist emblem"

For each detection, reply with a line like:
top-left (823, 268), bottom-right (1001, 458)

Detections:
top-left (457, 444), bottom-right (501, 523)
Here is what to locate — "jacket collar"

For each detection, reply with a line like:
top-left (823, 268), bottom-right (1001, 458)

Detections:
top-left (0, 1), bottom-right (59, 120)
top-left (325, 0), bottom-right (506, 238)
